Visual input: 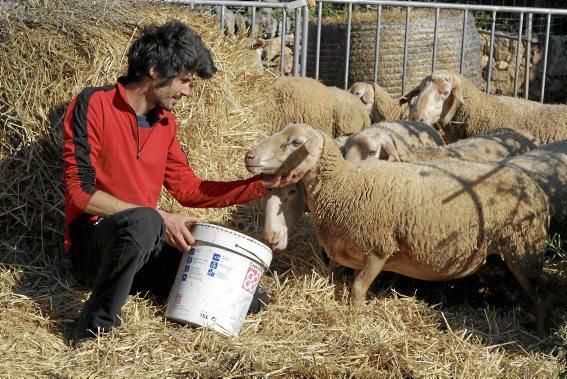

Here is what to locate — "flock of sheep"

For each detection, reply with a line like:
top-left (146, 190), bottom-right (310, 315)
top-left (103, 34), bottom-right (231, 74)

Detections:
top-left (244, 71), bottom-right (567, 334)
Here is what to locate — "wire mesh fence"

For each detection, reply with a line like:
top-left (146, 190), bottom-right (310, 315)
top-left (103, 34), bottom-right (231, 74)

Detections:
top-left (393, 0), bottom-right (567, 34)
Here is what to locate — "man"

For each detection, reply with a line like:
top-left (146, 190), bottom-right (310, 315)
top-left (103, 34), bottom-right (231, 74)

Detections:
top-left (62, 20), bottom-right (299, 341)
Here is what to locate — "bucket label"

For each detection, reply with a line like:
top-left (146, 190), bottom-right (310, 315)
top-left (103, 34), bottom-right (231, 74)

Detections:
top-left (242, 262), bottom-right (262, 294)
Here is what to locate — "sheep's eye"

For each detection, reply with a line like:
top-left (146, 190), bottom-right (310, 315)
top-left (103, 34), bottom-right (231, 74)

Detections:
top-left (368, 150), bottom-right (377, 156)
top-left (292, 140), bottom-right (303, 147)
top-left (443, 91), bottom-right (450, 96)
top-left (288, 189), bottom-right (297, 195)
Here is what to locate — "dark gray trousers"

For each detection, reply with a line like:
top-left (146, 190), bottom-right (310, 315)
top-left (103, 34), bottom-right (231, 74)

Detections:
top-left (69, 207), bottom-right (180, 331)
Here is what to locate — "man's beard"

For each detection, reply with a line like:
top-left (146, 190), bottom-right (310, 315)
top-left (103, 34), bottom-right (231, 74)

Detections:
top-left (158, 98), bottom-right (177, 111)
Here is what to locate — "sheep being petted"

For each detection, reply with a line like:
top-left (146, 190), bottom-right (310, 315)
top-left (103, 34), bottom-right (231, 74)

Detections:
top-left (268, 77), bottom-right (371, 136)
top-left (402, 70), bottom-right (567, 144)
top-left (260, 77), bottom-right (370, 249)
top-left (349, 82), bottom-right (412, 123)
top-left (245, 123), bottom-right (550, 331)
top-left (345, 126), bottom-right (536, 163)
top-left (264, 136), bottom-right (347, 251)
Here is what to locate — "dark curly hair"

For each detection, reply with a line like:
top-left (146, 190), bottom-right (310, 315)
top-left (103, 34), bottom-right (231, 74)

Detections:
top-left (126, 20), bottom-right (217, 85)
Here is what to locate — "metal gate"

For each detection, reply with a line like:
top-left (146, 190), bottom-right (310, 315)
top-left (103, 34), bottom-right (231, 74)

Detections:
top-left (165, 0), bottom-right (567, 102)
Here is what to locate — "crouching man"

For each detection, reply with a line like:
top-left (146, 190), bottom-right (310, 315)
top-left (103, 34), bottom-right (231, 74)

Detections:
top-left (62, 20), bottom-right (300, 342)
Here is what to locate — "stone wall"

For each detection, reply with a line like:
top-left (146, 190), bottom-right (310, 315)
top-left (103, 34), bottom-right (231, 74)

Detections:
top-left (480, 31), bottom-right (567, 102)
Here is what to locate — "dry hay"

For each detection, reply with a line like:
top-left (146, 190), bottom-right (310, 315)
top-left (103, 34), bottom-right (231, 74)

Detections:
top-left (0, 0), bottom-right (565, 377)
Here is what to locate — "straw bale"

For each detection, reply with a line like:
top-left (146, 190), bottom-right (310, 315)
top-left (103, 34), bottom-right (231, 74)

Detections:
top-left (0, 0), bottom-right (565, 377)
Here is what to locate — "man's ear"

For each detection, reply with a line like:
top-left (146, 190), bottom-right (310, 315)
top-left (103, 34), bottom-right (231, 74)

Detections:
top-left (149, 66), bottom-right (158, 79)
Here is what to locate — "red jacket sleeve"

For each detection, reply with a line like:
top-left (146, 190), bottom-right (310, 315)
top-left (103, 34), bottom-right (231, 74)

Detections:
top-left (163, 134), bottom-right (268, 208)
top-left (62, 89), bottom-right (103, 212)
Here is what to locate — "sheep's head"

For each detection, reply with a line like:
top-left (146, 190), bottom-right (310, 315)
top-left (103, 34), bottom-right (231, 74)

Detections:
top-left (343, 127), bottom-right (401, 162)
top-left (245, 123), bottom-right (323, 176)
top-left (401, 71), bottom-right (464, 127)
top-left (348, 82), bottom-right (374, 114)
top-left (264, 184), bottom-right (306, 250)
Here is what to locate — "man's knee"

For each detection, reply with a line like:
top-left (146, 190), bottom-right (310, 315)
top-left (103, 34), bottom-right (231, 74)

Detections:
top-left (114, 207), bottom-right (165, 250)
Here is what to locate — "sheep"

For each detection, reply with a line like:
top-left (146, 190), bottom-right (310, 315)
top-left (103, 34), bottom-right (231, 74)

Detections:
top-left (498, 140), bottom-right (567, 229)
top-left (262, 78), bottom-right (370, 249)
top-left (345, 126), bottom-right (536, 163)
top-left (264, 136), bottom-right (348, 251)
top-left (401, 70), bottom-right (567, 144)
top-left (269, 77), bottom-right (371, 136)
top-left (349, 82), bottom-right (412, 123)
top-left (245, 123), bottom-right (550, 333)
top-left (343, 121), bottom-right (445, 162)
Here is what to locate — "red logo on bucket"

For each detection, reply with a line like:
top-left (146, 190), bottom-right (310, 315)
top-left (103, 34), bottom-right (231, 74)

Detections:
top-left (242, 264), bottom-right (261, 294)
top-left (175, 293), bottom-right (182, 305)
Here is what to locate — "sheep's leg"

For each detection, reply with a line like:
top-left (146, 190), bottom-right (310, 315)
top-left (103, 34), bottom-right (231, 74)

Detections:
top-left (504, 259), bottom-right (548, 336)
top-left (351, 254), bottom-right (385, 308)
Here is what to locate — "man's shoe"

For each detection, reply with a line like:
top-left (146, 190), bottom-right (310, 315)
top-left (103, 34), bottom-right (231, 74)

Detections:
top-left (248, 287), bottom-right (270, 314)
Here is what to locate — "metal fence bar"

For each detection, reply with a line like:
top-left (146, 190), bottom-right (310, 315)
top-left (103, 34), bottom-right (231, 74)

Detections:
top-left (315, 1), bottom-right (322, 80)
top-left (486, 10), bottom-right (496, 94)
top-left (459, 9), bottom-right (467, 74)
top-left (432, 7), bottom-right (439, 74)
top-left (373, 4), bottom-right (382, 84)
top-left (220, 5), bottom-right (225, 34)
top-left (402, 6), bottom-right (410, 95)
top-left (293, 8), bottom-right (301, 76)
top-left (513, 12), bottom-right (524, 97)
top-left (540, 13), bottom-right (551, 103)
top-left (301, 4), bottom-right (309, 77)
top-left (280, 8), bottom-right (287, 75)
top-left (251, 6), bottom-right (257, 36)
top-left (525, 13), bottom-right (532, 100)
top-left (344, 2), bottom-right (353, 89)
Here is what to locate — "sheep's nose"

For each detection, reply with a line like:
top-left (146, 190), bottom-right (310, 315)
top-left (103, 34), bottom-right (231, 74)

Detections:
top-left (245, 151), bottom-right (256, 163)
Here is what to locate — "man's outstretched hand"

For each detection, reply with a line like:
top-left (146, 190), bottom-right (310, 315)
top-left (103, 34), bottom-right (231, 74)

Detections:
top-left (157, 210), bottom-right (199, 252)
top-left (261, 170), bottom-right (306, 189)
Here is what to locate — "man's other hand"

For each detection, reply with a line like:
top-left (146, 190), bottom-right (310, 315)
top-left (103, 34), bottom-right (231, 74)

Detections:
top-left (261, 170), bottom-right (306, 189)
top-left (157, 210), bottom-right (199, 252)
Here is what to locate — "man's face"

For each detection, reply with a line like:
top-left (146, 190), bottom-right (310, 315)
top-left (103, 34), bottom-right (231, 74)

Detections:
top-left (151, 72), bottom-right (194, 111)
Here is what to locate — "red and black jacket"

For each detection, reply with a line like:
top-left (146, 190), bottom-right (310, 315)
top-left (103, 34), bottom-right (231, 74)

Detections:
top-left (62, 78), bottom-right (267, 252)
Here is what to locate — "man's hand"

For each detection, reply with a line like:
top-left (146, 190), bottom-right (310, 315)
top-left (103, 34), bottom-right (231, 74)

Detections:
top-left (261, 170), bottom-right (306, 189)
top-left (157, 210), bottom-right (199, 252)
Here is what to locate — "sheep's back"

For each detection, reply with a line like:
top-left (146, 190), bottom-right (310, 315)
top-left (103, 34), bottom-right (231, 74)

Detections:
top-left (500, 140), bottom-right (567, 224)
top-left (329, 87), bottom-right (371, 135)
top-left (452, 83), bottom-right (567, 144)
top-left (269, 77), bottom-right (336, 135)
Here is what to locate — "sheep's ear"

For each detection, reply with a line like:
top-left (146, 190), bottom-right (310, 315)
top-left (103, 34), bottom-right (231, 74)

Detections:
top-left (451, 83), bottom-right (464, 104)
top-left (438, 84), bottom-right (463, 127)
top-left (399, 85), bottom-right (420, 105)
top-left (252, 38), bottom-right (265, 49)
top-left (362, 87), bottom-right (374, 105)
top-left (379, 138), bottom-right (401, 162)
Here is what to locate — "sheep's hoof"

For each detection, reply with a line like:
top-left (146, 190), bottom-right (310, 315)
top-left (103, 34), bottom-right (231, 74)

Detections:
top-left (350, 297), bottom-right (365, 309)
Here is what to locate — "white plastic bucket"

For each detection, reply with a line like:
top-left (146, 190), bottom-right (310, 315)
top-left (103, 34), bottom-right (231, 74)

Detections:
top-left (165, 222), bottom-right (272, 336)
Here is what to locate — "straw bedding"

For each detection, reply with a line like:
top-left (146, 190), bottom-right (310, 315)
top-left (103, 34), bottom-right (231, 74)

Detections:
top-left (0, 0), bottom-right (565, 376)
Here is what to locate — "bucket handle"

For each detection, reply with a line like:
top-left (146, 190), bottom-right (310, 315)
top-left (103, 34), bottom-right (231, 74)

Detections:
top-left (234, 243), bottom-right (271, 272)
